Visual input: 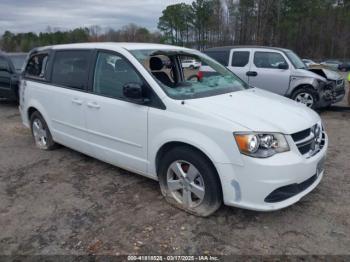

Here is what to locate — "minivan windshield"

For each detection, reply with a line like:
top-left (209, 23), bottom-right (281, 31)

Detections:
top-left (130, 49), bottom-right (248, 100)
top-left (285, 50), bottom-right (306, 69)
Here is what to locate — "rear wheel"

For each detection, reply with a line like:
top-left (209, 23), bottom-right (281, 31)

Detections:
top-left (292, 88), bottom-right (318, 109)
top-left (158, 146), bottom-right (222, 217)
top-left (30, 111), bottom-right (57, 150)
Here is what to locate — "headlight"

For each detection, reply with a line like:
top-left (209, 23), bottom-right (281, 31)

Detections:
top-left (234, 132), bottom-right (290, 158)
top-left (317, 79), bottom-right (326, 89)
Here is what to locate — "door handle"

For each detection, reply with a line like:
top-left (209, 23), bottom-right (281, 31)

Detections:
top-left (72, 98), bottom-right (83, 105)
top-left (87, 102), bottom-right (101, 109)
top-left (246, 71), bottom-right (258, 77)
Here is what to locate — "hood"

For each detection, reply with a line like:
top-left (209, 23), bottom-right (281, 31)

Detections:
top-left (187, 88), bottom-right (320, 134)
top-left (293, 68), bottom-right (327, 82)
top-left (321, 68), bottom-right (342, 80)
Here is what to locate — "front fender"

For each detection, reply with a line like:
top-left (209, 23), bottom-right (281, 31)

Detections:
top-left (286, 77), bottom-right (319, 97)
top-left (148, 127), bottom-right (244, 177)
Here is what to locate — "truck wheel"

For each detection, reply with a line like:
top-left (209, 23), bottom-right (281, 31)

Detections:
top-left (30, 111), bottom-right (57, 150)
top-left (292, 88), bottom-right (318, 109)
top-left (158, 146), bottom-right (222, 217)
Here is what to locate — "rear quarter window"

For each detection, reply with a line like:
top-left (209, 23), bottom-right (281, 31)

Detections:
top-left (231, 51), bottom-right (250, 67)
top-left (25, 53), bottom-right (49, 79)
top-left (204, 51), bottom-right (230, 66)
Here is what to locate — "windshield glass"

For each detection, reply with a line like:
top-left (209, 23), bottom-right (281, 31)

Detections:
top-left (130, 49), bottom-right (248, 100)
top-left (285, 50), bottom-right (306, 69)
top-left (9, 54), bottom-right (27, 71)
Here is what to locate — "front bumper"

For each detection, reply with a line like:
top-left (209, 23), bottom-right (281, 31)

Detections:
top-left (317, 80), bottom-right (346, 107)
top-left (217, 133), bottom-right (328, 211)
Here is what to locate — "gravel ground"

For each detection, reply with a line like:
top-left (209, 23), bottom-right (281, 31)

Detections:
top-left (0, 80), bottom-right (349, 256)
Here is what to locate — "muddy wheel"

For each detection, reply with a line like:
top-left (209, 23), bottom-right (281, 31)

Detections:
top-left (30, 111), bottom-right (57, 150)
top-left (158, 146), bottom-right (222, 217)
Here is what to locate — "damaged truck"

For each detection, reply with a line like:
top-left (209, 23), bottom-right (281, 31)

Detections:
top-left (199, 46), bottom-right (345, 109)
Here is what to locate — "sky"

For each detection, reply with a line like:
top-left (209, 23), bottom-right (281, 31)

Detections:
top-left (0, 0), bottom-right (194, 34)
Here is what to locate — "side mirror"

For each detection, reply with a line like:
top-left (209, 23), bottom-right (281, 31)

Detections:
top-left (278, 63), bottom-right (288, 70)
top-left (123, 82), bottom-right (149, 104)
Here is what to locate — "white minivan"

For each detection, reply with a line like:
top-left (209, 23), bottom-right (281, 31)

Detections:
top-left (19, 43), bottom-right (327, 216)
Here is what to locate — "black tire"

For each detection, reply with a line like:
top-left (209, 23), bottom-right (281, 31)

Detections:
top-left (291, 87), bottom-right (318, 109)
top-left (30, 111), bottom-right (57, 150)
top-left (158, 146), bottom-right (222, 217)
top-left (189, 65), bottom-right (194, 70)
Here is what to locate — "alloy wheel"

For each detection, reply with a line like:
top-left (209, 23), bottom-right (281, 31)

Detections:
top-left (166, 160), bottom-right (205, 208)
top-left (32, 118), bottom-right (48, 149)
top-left (295, 92), bottom-right (314, 107)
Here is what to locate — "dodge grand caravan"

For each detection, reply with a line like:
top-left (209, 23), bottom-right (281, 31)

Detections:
top-left (19, 43), bottom-right (328, 216)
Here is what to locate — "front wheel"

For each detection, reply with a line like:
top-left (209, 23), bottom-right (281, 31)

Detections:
top-left (158, 146), bottom-right (222, 217)
top-left (291, 88), bottom-right (318, 109)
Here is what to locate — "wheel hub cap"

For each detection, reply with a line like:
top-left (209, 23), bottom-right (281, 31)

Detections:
top-left (32, 119), bottom-right (48, 149)
top-left (295, 93), bottom-right (314, 107)
top-left (166, 161), bottom-right (205, 208)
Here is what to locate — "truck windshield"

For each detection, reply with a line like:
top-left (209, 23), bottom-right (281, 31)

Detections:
top-left (130, 49), bottom-right (248, 100)
top-left (285, 51), bottom-right (306, 69)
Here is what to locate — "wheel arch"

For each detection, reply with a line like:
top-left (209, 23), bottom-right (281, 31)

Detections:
top-left (26, 100), bottom-right (52, 130)
top-left (27, 106), bottom-right (38, 120)
top-left (155, 141), bottom-right (217, 175)
top-left (290, 84), bottom-right (320, 100)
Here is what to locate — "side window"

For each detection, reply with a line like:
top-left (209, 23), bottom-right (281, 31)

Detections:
top-left (231, 51), bottom-right (250, 67)
top-left (204, 51), bottom-right (229, 66)
top-left (25, 54), bottom-right (48, 78)
top-left (93, 52), bottom-right (143, 99)
top-left (51, 50), bottom-right (90, 90)
top-left (254, 52), bottom-right (287, 69)
top-left (0, 57), bottom-right (10, 72)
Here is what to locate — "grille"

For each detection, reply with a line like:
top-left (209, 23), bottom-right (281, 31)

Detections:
top-left (291, 124), bottom-right (325, 158)
top-left (265, 174), bottom-right (318, 203)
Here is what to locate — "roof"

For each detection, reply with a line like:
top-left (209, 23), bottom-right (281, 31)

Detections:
top-left (32, 42), bottom-right (191, 53)
top-left (7, 52), bottom-right (28, 56)
top-left (204, 45), bottom-right (291, 52)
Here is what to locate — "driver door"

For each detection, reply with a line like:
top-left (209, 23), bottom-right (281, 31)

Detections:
top-left (85, 51), bottom-right (149, 174)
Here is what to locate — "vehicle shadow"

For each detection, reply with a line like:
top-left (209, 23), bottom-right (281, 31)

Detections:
top-left (0, 99), bottom-right (18, 107)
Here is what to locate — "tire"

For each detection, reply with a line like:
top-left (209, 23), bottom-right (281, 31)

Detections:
top-left (291, 87), bottom-right (318, 109)
top-left (30, 111), bottom-right (57, 150)
top-left (189, 65), bottom-right (194, 70)
top-left (158, 146), bottom-right (222, 217)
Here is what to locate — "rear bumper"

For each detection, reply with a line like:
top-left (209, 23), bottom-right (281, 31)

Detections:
top-left (217, 134), bottom-right (328, 211)
top-left (19, 104), bottom-right (30, 128)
